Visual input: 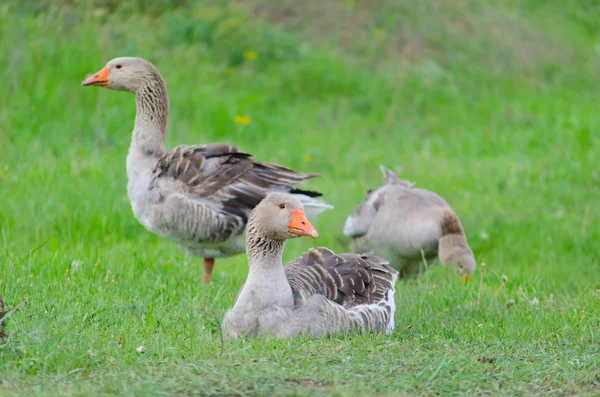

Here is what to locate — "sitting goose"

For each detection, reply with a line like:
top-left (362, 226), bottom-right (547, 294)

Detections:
top-left (222, 193), bottom-right (398, 339)
top-left (344, 166), bottom-right (476, 279)
top-left (82, 57), bottom-right (332, 283)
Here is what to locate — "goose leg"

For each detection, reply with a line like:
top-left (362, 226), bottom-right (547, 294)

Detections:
top-left (203, 257), bottom-right (215, 283)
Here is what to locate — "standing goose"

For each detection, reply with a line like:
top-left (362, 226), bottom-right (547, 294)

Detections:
top-left (222, 193), bottom-right (398, 339)
top-left (344, 166), bottom-right (475, 279)
top-left (82, 57), bottom-right (332, 283)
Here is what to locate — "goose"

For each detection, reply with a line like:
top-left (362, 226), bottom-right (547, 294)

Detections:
top-left (222, 193), bottom-right (398, 339)
top-left (82, 57), bottom-right (332, 283)
top-left (343, 166), bottom-right (475, 279)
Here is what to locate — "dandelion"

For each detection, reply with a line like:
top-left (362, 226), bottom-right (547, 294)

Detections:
top-left (303, 154), bottom-right (312, 163)
top-left (93, 8), bottom-right (107, 18)
top-left (373, 28), bottom-right (385, 39)
top-left (233, 115), bottom-right (251, 126)
top-left (243, 50), bottom-right (257, 61)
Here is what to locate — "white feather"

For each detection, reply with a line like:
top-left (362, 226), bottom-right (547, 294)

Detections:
top-left (292, 194), bottom-right (334, 220)
top-left (385, 271), bottom-right (398, 334)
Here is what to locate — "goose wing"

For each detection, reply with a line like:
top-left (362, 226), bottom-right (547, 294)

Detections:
top-left (285, 247), bottom-right (398, 308)
top-left (151, 143), bottom-right (322, 240)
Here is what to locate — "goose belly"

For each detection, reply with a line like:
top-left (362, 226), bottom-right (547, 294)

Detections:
top-left (127, 178), bottom-right (160, 232)
top-left (172, 232), bottom-right (247, 258)
top-left (135, 208), bottom-right (247, 258)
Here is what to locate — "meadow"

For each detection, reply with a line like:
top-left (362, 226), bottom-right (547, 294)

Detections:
top-left (1, 1), bottom-right (599, 395)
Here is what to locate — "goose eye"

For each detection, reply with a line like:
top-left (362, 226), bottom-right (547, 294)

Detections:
top-left (115, 64), bottom-right (122, 69)
top-left (279, 203), bottom-right (286, 209)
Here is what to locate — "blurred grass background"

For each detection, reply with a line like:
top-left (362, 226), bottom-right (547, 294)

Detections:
top-left (1, 0), bottom-right (599, 395)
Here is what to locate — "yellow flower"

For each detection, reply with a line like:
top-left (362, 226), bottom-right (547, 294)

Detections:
top-left (234, 115), bottom-right (251, 125)
top-left (373, 28), bottom-right (385, 39)
top-left (458, 274), bottom-right (471, 284)
top-left (243, 50), bottom-right (257, 60)
top-left (93, 8), bottom-right (107, 17)
top-left (303, 154), bottom-right (312, 163)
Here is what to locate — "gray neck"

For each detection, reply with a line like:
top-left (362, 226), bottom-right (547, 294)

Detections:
top-left (245, 227), bottom-right (286, 276)
top-left (242, 227), bottom-right (294, 311)
top-left (131, 76), bottom-right (169, 157)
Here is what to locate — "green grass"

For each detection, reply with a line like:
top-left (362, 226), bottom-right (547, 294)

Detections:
top-left (1, 1), bottom-right (600, 395)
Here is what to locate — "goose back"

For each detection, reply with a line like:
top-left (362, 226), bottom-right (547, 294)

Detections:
top-left (150, 143), bottom-right (323, 240)
top-left (285, 247), bottom-right (398, 308)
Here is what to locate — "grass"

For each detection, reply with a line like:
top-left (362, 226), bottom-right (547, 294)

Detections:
top-left (1, 0), bottom-right (600, 395)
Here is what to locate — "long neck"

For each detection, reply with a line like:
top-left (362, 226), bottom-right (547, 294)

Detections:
top-left (245, 226), bottom-right (286, 280)
top-left (239, 226), bottom-right (294, 311)
top-left (131, 75), bottom-right (169, 156)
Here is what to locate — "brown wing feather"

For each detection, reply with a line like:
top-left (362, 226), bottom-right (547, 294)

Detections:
top-left (152, 143), bottom-right (322, 223)
top-left (285, 247), bottom-right (398, 308)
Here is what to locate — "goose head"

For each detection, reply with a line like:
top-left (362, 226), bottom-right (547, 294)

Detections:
top-left (249, 193), bottom-right (319, 242)
top-left (81, 57), bottom-right (161, 92)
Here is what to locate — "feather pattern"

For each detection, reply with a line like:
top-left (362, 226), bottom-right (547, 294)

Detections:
top-left (221, 193), bottom-right (398, 340)
top-left (286, 248), bottom-right (396, 308)
top-left (284, 248), bottom-right (398, 336)
top-left (153, 143), bottom-right (319, 218)
top-left (147, 143), bottom-right (326, 257)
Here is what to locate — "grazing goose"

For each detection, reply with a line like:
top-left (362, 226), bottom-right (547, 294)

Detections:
top-left (344, 166), bottom-right (475, 279)
top-left (222, 193), bottom-right (398, 339)
top-left (82, 57), bottom-right (332, 283)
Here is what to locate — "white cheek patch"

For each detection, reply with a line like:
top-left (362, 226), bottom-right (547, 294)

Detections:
top-left (343, 215), bottom-right (359, 237)
top-left (343, 188), bottom-right (383, 237)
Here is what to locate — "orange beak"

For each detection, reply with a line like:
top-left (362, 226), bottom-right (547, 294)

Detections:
top-left (458, 274), bottom-right (472, 284)
top-left (288, 209), bottom-right (319, 238)
top-left (82, 66), bottom-right (109, 87)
